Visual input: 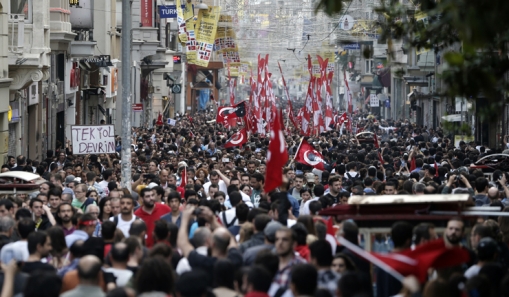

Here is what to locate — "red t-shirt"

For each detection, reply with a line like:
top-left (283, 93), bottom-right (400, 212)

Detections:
top-left (134, 203), bottom-right (171, 247)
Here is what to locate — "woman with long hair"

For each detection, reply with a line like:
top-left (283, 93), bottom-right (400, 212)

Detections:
top-left (86, 189), bottom-right (99, 203)
top-left (46, 226), bottom-right (69, 270)
top-left (98, 197), bottom-right (113, 222)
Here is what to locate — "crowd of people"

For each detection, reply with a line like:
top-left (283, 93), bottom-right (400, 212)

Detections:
top-left (0, 111), bottom-right (508, 297)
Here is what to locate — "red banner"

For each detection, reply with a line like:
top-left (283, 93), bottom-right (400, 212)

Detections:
top-left (141, 0), bottom-right (153, 27)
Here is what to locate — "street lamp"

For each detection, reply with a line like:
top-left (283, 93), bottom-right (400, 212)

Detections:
top-left (196, 0), bottom-right (208, 9)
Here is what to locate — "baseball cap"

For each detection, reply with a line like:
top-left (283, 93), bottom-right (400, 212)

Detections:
top-left (65, 175), bottom-right (75, 185)
top-left (264, 221), bottom-right (283, 242)
top-left (146, 182), bottom-right (159, 189)
top-left (305, 172), bottom-right (315, 183)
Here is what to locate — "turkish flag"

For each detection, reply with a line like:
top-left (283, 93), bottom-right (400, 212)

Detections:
top-left (264, 111), bottom-right (288, 193)
top-left (373, 133), bottom-right (380, 148)
top-left (156, 113), bottom-right (163, 126)
top-left (337, 112), bottom-right (348, 126)
top-left (294, 139), bottom-right (326, 170)
top-left (224, 128), bottom-right (248, 148)
top-left (216, 101), bottom-right (246, 125)
top-left (180, 166), bottom-right (187, 191)
top-left (339, 237), bottom-right (470, 283)
top-left (434, 161), bottom-right (439, 177)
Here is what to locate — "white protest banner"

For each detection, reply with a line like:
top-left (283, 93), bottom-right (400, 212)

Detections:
top-left (71, 125), bottom-right (116, 154)
top-left (369, 94), bottom-right (379, 107)
top-left (167, 118), bottom-right (176, 126)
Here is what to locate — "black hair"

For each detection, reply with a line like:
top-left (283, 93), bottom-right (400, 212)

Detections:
top-left (23, 271), bottom-right (62, 297)
top-left (291, 264), bottom-right (317, 296)
top-left (136, 256), bottom-right (175, 294)
top-left (309, 239), bottom-right (333, 267)
top-left (27, 231), bottom-right (48, 254)
top-left (247, 265), bottom-right (273, 293)
top-left (391, 221), bottom-right (413, 249)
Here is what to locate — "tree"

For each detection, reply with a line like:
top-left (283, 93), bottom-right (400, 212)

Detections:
top-left (317, 0), bottom-right (509, 121)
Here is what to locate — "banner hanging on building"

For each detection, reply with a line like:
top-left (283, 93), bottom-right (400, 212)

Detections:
top-left (141, 0), bottom-right (153, 27)
top-left (71, 125), bottom-right (115, 154)
top-left (195, 6), bottom-right (221, 67)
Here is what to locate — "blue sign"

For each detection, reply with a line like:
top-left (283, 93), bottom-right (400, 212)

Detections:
top-left (158, 5), bottom-right (186, 19)
top-left (343, 43), bottom-right (360, 50)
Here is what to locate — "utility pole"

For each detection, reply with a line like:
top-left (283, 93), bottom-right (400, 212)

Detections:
top-left (120, 0), bottom-right (132, 190)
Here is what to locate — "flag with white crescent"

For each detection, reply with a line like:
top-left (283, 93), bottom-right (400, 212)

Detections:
top-left (264, 111), bottom-right (288, 193)
top-left (294, 138), bottom-right (327, 170)
top-left (224, 128), bottom-right (248, 148)
top-left (216, 101), bottom-right (246, 126)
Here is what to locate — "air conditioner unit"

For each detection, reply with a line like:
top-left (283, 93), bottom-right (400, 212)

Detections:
top-left (28, 82), bottom-right (39, 106)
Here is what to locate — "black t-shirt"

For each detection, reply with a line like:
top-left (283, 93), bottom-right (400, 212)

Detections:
top-left (21, 261), bottom-right (56, 274)
top-left (188, 248), bottom-right (242, 286)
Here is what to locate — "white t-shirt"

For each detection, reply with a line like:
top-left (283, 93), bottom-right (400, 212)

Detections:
top-left (219, 208), bottom-right (238, 227)
top-left (464, 264), bottom-right (481, 279)
top-left (103, 267), bottom-right (133, 287)
top-left (203, 180), bottom-right (228, 197)
top-left (301, 197), bottom-right (320, 216)
top-left (109, 214), bottom-right (136, 237)
top-left (344, 171), bottom-right (359, 180)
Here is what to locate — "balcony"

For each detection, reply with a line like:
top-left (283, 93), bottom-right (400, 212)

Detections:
top-left (50, 0), bottom-right (76, 51)
top-left (70, 41), bottom-right (96, 58)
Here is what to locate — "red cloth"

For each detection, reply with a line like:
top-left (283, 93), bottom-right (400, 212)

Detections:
top-left (264, 111), bottom-right (288, 193)
top-left (295, 245), bottom-right (310, 262)
top-left (176, 186), bottom-right (185, 198)
top-left (371, 239), bottom-right (470, 283)
top-left (224, 128), bottom-right (248, 148)
top-left (134, 203), bottom-right (171, 247)
top-left (410, 157), bottom-right (416, 172)
top-left (180, 167), bottom-right (187, 190)
top-left (245, 292), bottom-right (270, 297)
top-left (104, 243), bottom-right (112, 258)
top-left (294, 139), bottom-right (326, 170)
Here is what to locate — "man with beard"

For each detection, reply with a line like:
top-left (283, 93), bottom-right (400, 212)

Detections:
top-left (110, 195), bottom-right (139, 238)
top-left (58, 203), bottom-right (76, 236)
top-left (269, 227), bottom-right (306, 297)
top-left (134, 188), bottom-right (171, 247)
top-left (442, 217), bottom-right (476, 271)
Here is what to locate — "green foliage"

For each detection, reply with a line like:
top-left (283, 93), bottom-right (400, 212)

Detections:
top-left (315, 0), bottom-right (346, 16)
top-left (315, 0), bottom-right (509, 122)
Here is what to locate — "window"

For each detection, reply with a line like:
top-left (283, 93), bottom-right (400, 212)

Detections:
top-left (365, 59), bottom-right (374, 74)
top-left (10, 0), bottom-right (32, 23)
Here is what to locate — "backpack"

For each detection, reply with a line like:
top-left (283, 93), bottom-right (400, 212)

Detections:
top-left (344, 172), bottom-right (361, 187)
top-left (222, 211), bottom-right (237, 228)
top-left (80, 198), bottom-right (96, 212)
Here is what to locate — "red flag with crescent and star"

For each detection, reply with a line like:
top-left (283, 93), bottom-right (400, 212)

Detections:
top-left (264, 111), bottom-right (288, 193)
top-left (294, 138), bottom-right (327, 170)
top-left (224, 127), bottom-right (248, 149)
top-left (216, 101), bottom-right (246, 126)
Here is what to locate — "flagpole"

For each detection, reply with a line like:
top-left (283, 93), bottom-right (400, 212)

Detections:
top-left (338, 237), bottom-right (405, 282)
top-left (293, 137), bottom-right (304, 161)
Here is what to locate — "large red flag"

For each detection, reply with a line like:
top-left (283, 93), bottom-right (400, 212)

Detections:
top-left (339, 237), bottom-right (470, 283)
top-left (216, 101), bottom-right (246, 126)
top-left (156, 112), bottom-right (163, 126)
top-left (264, 111), bottom-right (288, 193)
top-left (373, 133), bottom-right (380, 149)
top-left (224, 128), bottom-right (248, 148)
top-left (294, 138), bottom-right (326, 170)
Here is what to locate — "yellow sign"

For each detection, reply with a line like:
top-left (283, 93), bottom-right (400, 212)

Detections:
top-left (7, 106), bottom-right (11, 122)
top-left (195, 6), bottom-right (221, 67)
top-left (176, 0), bottom-right (187, 43)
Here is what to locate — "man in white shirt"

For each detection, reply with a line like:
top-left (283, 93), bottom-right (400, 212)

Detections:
top-left (203, 171), bottom-right (228, 195)
top-left (219, 192), bottom-right (243, 228)
top-left (97, 169), bottom-right (116, 198)
top-left (0, 217), bottom-right (30, 263)
top-left (104, 242), bottom-right (133, 287)
top-left (175, 227), bottom-right (211, 275)
top-left (109, 196), bottom-right (138, 237)
top-left (301, 184), bottom-right (325, 216)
